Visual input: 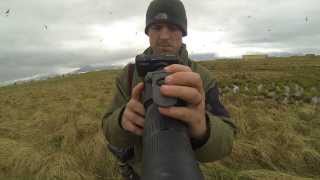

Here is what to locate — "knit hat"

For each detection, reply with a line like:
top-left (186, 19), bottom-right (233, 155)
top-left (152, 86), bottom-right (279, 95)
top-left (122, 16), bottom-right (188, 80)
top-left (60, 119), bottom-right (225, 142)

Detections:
top-left (145, 0), bottom-right (187, 36)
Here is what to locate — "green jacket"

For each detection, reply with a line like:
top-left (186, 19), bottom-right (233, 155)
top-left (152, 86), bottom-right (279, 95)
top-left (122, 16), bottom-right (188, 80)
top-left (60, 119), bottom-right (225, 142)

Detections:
top-left (102, 45), bottom-right (236, 175)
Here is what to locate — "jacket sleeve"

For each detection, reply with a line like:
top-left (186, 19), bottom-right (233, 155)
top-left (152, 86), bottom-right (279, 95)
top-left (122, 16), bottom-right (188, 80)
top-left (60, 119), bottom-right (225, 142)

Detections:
top-left (101, 65), bottom-right (138, 148)
top-left (194, 113), bottom-right (235, 162)
top-left (193, 71), bottom-right (237, 162)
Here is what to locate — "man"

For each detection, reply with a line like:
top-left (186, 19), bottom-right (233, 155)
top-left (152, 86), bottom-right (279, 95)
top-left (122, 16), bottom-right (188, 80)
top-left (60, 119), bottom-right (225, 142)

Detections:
top-left (102, 0), bottom-right (237, 179)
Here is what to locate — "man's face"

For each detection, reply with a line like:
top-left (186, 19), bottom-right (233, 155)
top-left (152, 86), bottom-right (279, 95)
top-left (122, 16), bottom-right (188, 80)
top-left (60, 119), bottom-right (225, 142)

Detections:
top-left (147, 23), bottom-right (183, 55)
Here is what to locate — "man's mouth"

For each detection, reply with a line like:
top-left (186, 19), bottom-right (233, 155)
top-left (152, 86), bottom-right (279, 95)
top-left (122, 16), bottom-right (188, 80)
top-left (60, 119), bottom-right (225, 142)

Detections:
top-left (158, 47), bottom-right (173, 53)
top-left (158, 44), bottom-right (171, 47)
top-left (159, 46), bottom-right (170, 49)
top-left (155, 44), bottom-right (176, 54)
top-left (158, 45), bottom-right (172, 49)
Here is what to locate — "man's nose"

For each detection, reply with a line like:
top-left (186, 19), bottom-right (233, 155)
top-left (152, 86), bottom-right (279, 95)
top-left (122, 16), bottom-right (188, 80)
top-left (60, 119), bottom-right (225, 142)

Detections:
top-left (159, 27), bottom-right (170, 39)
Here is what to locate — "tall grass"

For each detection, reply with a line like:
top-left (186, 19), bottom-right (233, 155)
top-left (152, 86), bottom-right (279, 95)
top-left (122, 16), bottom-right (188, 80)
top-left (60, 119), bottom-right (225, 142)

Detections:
top-left (0, 58), bottom-right (319, 179)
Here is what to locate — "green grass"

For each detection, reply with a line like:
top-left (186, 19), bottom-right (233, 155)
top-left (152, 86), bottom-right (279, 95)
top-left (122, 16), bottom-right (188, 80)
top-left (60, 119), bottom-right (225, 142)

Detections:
top-left (0, 57), bottom-right (319, 179)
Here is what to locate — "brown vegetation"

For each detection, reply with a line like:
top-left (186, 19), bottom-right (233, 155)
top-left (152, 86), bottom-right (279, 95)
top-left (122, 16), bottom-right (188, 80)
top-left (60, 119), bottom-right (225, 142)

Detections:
top-left (0, 58), bottom-right (319, 179)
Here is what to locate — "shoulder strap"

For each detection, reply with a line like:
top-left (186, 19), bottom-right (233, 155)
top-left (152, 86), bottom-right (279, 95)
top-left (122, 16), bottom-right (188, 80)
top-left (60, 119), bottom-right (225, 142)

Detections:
top-left (127, 63), bottom-right (135, 96)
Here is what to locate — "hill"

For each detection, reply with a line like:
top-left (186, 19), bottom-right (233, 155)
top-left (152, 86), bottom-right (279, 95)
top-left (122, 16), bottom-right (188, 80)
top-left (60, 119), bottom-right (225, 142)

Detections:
top-left (0, 57), bottom-right (319, 179)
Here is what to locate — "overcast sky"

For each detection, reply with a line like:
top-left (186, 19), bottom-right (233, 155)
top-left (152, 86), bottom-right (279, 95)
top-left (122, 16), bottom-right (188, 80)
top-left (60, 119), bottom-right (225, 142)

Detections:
top-left (0, 0), bottom-right (319, 83)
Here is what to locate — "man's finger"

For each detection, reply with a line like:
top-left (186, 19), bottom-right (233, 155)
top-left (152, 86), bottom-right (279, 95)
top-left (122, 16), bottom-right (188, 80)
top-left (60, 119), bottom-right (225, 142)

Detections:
top-left (124, 120), bottom-right (143, 136)
top-left (165, 72), bottom-right (202, 91)
top-left (132, 117), bottom-right (145, 128)
top-left (124, 108), bottom-right (145, 128)
top-left (164, 64), bottom-right (192, 73)
top-left (128, 111), bottom-right (145, 128)
top-left (127, 100), bottom-right (145, 116)
top-left (160, 85), bottom-right (202, 105)
top-left (131, 82), bottom-right (144, 100)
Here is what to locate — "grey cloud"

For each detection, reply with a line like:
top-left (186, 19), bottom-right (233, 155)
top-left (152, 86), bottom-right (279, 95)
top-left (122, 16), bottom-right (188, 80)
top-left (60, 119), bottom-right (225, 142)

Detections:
top-left (201, 0), bottom-right (320, 51)
top-left (0, 0), bottom-right (320, 83)
top-left (1, 0), bottom-right (149, 25)
top-left (0, 48), bottom-right (137, 82)
top-left (0, 0), bottom-right (150, 83)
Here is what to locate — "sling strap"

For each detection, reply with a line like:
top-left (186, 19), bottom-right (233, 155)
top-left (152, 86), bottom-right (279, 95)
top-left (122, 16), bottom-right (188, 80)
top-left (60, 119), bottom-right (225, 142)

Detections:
top-left (127, 63), bottom-right (135, 97)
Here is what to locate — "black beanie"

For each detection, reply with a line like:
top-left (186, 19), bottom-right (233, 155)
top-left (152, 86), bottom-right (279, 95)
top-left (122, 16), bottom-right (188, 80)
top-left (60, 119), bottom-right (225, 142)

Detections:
top-left (145, 0), bottom-right (187, 36)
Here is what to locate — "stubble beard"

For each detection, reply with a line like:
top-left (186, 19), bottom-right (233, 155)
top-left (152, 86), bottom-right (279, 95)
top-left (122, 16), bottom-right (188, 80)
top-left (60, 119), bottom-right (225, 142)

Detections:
top-left (154, 43), bottom-right (179, 55)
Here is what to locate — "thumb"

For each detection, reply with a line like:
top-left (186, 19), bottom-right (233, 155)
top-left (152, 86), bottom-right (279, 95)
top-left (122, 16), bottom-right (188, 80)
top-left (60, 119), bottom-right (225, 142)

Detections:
top-left (131, 82), bottom-right (144, 100)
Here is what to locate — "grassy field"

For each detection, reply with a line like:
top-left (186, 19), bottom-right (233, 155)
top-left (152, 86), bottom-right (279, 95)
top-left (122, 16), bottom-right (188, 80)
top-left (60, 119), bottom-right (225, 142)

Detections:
top-left (0, 56), bottom-right (319, 180)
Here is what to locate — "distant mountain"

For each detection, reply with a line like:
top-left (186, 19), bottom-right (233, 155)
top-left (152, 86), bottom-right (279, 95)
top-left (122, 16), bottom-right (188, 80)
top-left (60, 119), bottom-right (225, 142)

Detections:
top-left (0, 73), bottom-right (62, 87)
top-left (268, 52), bottom-right (305, 57)
top-left (71, 64), bottom-right (123, 74)
top-left (0, 64), bottom-right (125, 87)
top-left (2, 51), bottom-right (313, 88)
top-left (190, 53), bottom-right (217, 61)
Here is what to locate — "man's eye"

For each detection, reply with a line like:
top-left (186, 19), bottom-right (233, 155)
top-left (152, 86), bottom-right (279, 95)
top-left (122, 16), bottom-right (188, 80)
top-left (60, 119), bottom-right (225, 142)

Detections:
top-left (168, 25), bottom-right (179, 32)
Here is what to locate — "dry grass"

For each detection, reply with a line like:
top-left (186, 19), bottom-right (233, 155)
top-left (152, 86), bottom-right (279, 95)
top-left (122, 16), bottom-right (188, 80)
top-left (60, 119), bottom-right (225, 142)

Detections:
top-left (0, 70), bottom-right (121, 180)
top-left (0, 57), bottom-right (319, 179)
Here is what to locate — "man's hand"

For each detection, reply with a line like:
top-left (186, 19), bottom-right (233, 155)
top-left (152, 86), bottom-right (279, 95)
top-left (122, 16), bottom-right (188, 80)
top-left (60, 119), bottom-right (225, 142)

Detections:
top-left (159, 64), bottom-right (207, 140)
top-left (121, 82), bottom-right (145, 136)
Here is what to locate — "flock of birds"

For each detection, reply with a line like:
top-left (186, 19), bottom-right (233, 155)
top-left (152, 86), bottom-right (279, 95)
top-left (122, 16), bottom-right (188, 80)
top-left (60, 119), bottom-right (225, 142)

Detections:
top-left (3, 9), bottom-right (49, 30)
top-left (2, 8), bottom-right (311, 34)
top-left (2, 8), bottom-right (117, 32)
top-left (217, 14), bottom-right (310, 33)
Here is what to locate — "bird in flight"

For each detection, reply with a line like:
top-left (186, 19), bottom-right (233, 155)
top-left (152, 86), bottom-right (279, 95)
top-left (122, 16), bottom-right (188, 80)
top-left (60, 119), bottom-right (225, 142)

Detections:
top-left (5, 9), bottom-right (10, 16)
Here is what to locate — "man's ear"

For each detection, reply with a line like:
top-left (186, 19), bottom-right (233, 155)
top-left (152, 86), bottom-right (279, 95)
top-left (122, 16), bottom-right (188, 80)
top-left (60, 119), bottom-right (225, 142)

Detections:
top-left (146, 28), bottom-right (150, 36)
